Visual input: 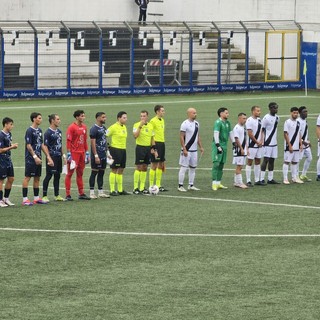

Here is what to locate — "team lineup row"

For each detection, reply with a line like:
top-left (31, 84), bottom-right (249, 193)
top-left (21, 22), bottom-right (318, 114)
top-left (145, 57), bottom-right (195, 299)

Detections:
top-left (0, 102), bottom-right (319, 207)
top-left (209, 102), bottom-right (320, 191)
top-left (0, 105), bottom-right (170, 207)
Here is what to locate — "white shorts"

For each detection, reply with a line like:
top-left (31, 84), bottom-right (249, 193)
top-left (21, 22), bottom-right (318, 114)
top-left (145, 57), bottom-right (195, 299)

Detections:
top-left (232, 156), bottom-right (246, 166)
top-left (179, 150), bottom-right (198, 167)
top-left (247, 147), bottom-right (263, 160)
top-left (284, 151), bottom-right (300, 163)
top-left (263, 146), bottom-right (278, 159)
top-left (300, 147), bottom-right (312, 161)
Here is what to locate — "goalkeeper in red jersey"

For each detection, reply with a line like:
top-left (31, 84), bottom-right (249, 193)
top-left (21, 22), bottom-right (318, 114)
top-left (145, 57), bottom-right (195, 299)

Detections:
top-left (65, 110), bottom-right (90, 201)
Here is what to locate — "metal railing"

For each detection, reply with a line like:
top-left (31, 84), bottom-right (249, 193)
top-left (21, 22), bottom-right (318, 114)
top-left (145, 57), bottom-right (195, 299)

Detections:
top-left (0, 20), bottom-right (304, 98)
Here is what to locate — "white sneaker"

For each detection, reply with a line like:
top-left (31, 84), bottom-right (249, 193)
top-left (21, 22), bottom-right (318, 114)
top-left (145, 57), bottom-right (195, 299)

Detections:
top-left (90, 194), bottom-right (98, 199)
top-left (292, 177), bottom-right (304, 184)
top-left (98, 192), bottom-right (110, 198)
top-left (283, 180), bottom-right (290, 185)
top-left (4, 199), bottom-right (15, 206)
top-left (188, 185), bottom-right (200, 191)
top-left (0, 200), bottom-right (8, 207)
top-left (177, 186), bottom-right (187, 192)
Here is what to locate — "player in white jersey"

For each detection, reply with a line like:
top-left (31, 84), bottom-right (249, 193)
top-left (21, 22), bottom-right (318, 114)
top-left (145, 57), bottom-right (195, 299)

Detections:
top-left (233, 113), bottom-right (248, 188)
top-left (178, 108), bottom-right (204, 192)
top-left (260, 102), bottom-right (280, 184)
top-left (316, 115), bottom-right (320, 181)
top-left (283, 107), bottom-right (303, 184)
top-left (245, 106), bottom-right (264, 187)
top-left (297, 106), bottom-right (312, 182)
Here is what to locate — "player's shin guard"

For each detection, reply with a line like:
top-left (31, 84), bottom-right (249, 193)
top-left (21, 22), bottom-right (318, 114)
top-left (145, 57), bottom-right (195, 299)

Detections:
top-left (116, 174), bottom-right (123, 192)
top-left (139, 171), bottom-right (147, 191)
top-left (134, 170), bottom-right (140, 190)
top-left (109, 172), bottom-right (116, 192)
top-left (155, 168), bottom-right (163, 187)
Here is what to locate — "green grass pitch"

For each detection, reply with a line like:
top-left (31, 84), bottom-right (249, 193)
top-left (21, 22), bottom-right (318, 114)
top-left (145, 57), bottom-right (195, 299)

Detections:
top-left (1, 91), bottom-right (320, 319)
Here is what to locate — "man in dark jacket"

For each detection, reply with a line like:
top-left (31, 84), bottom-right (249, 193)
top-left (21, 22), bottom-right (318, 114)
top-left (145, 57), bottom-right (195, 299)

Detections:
top-left (135, 0), bottom-right (149, 25)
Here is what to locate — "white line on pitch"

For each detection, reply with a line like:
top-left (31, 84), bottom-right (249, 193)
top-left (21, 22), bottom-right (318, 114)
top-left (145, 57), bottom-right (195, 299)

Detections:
top-left (157, 194), bottom-right (320, 210)
top-left (0, 227), bottom-right (320, 238)
top-left (0, 95), bottom-right (317, 110)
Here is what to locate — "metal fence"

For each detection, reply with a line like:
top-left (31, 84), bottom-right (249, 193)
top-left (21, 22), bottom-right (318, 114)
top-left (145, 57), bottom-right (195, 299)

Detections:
top-left (0, 20), bottom-right (304, 98)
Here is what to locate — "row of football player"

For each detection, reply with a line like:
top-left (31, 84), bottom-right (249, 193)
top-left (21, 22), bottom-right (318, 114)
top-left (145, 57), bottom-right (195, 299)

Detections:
top-left (206, 103), bottom-right (320, 192)
top-left (0, 106), bottom-right (170, 207)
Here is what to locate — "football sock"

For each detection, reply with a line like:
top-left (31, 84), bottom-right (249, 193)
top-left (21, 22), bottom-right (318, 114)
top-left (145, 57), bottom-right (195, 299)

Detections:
top-left (291, 164), bottom-right (297, 179)
top-left (268, 171), bottom-right (274, 181)
top-left (245, 165), bottom-right (252, 182)
top-left (42, 173), bottom-right (52, 197)
top-left (53, 174), bottom-right (60, 197)
top-left (178, 166), bottom-right (188, 185)
top-left (109, 172), bottom-right (116, 192)
top-left (134, 170), bottom-right (140, 190)
top-left (317, 157), bottom-right (320, 175)
top-left (22, 187), bottom-right (28, 198)
top-left (116, 174), bottom-right (123, 192)
top-left (302, 158), bottom-right (311, 175)
top-left (97, 170), bottom-right (104, 190)
top-left (140, 171), bottom-right (147, 190)
top-left (188, 167), bottom-right (196, 186)
top-left (4, 188), bottom-right (11, 198)
top-left (89, 171), bottom-right (98, 189)
top-left (283, 164), bottom-right (289, 180)
top-left (33, 187), bottom-right (39, 197)
top-left (149, 169), bottom-right (156, 186)
top-left (155, 168), bottom-right (162, 187)
top-left (254, 165), bottom-right (260, 182)
top-left (260, 170), bottom-right (266, 181)
top-left (0, 190), bottom-right (3, 200)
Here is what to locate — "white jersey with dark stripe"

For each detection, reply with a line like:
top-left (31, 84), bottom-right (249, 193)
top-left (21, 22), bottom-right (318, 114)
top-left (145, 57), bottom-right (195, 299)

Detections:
top-left (180, 119), bottom-right (199, 152)
top-left (261, 113), bottom-right (279, 147)
top-left (284, 118), bottom-right (300, 151)
top-left (233, 124), bottom-right (247, 156)
top-left (246, 116), bottom-right (262, 148)
top-left (297, 117), bottom-right (309, 148)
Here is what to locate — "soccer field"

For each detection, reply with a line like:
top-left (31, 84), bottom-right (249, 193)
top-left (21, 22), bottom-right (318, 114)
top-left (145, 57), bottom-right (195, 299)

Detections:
top-left (1, 91), bottom-right (320, 319)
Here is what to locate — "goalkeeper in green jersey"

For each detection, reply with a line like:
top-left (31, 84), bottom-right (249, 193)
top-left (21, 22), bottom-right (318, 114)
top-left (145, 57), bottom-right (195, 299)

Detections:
top-left (212, 107), bottom-right (235, 191)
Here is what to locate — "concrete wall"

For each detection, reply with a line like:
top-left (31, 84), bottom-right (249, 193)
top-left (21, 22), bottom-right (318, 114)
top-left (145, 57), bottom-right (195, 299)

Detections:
top-left (0, 0), bottom-right (319, 23)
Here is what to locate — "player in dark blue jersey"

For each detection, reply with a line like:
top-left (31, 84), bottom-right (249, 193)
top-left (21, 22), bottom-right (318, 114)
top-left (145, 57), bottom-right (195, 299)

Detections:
top-left (89, 112), bottom-right (111, 198)
top-left (42, 114), bottom-right (66, 202)
top-left (0, 117), bottom-right (18, 207)
top-left (22, 112), bottom-right (53, 206)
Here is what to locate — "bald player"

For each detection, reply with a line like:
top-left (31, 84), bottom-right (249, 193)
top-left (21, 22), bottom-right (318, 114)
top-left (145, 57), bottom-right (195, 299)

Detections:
top-left (178, 107), bottom-right (204, 192)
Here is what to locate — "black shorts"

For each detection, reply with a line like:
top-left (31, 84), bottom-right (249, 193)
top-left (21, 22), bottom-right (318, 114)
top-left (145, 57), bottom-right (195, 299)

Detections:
top-left (0, 158), bottom-right (14, 179)
top-left (109, 147), bottom-right (126, 169)
top-left (135, 145), bottom-right (151, 165)
top-left (46, 156), bottom-right (62, 174)
top-left (151, 142), bottom-right (165, 162)
top-left (25, 160), bottom-right (42, 177)
top-left (91, 157), bottom-right (107, 170)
